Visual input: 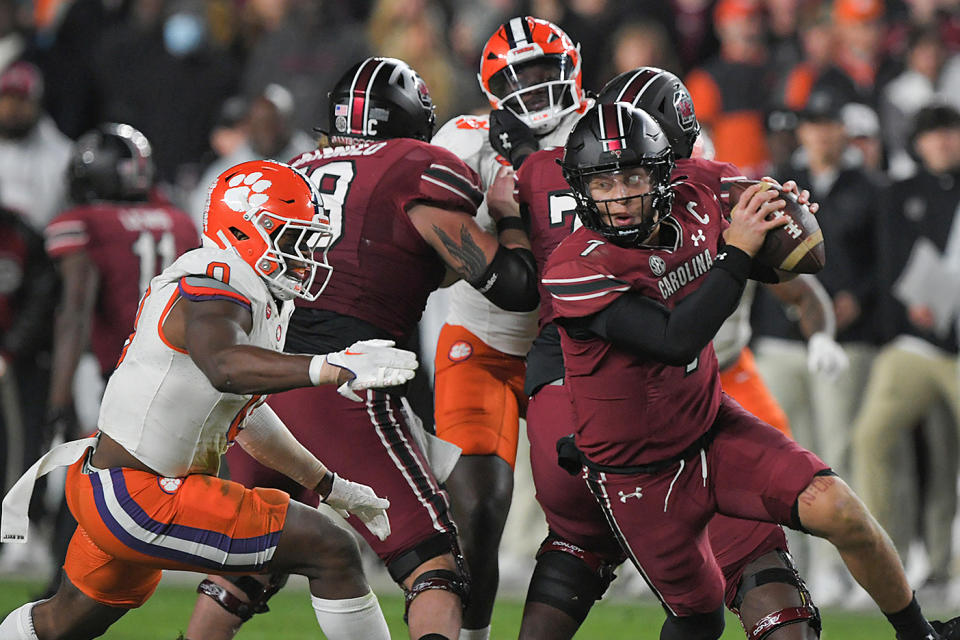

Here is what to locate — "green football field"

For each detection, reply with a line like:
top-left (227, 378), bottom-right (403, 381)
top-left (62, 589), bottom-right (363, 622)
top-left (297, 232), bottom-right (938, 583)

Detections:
top-left (0, 574), bottom-right (929, 639)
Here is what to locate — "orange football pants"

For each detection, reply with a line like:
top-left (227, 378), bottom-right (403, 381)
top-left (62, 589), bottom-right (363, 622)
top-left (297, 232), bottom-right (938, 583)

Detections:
top-left (433, 324), bottom-right (527, 468)
top-left (719, 347), bottom-right (792, 438)
top-left (63, 455), bottom-right (289, 608)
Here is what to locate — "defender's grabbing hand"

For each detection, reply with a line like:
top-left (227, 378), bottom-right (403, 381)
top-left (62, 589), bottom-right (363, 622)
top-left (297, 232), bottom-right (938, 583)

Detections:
top-left (323, 473), bottom-right (392, 541)
top-left (324, 339), bottom-right (418, 402)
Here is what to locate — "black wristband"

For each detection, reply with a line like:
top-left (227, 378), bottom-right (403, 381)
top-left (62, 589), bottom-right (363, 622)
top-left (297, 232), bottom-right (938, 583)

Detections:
top-left (712, 245), bottom-right (753, 283)
top-left (316, 470), bottom-right (335, 500)
top-left (496, 216), bottom-right (526, 234)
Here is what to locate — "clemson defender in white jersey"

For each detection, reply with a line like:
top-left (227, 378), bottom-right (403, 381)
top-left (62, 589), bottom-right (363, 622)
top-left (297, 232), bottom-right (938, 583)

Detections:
top-left (0, 160), bottom-right (418, 640)
top-left (428, 16), bottom-right (591, 638)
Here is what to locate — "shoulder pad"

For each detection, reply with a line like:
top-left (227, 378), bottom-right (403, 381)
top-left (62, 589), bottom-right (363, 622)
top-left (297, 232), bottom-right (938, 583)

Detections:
top-left (432, 115), bottom-right (489, 165)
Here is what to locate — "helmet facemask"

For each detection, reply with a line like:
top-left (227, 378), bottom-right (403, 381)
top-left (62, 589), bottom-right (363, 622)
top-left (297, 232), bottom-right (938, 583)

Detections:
top-left (564, 157), bottom-right (675, 248)
top-left (484, 53), bottom-right (581, 134)
top-left (250, 211), bottom-right (333, 302)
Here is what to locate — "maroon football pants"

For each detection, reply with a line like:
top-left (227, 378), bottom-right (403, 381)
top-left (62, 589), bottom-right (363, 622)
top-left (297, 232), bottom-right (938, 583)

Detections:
top-left (228, 386), bottom-right (457, 566)
top-left (529, 385), bottom-right (807, 611)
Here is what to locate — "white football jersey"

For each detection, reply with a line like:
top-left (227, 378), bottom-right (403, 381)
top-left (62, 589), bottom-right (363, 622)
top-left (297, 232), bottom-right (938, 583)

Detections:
top-left (713, 280), bottom-right (757, 368)
top-left (98, 246), bottom-right (293, 477)
top-left (431, 107), bottom-right (588, 355)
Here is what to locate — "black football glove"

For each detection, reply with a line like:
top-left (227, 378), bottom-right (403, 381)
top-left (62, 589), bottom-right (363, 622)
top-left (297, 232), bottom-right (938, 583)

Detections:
top-left (489, 109), bottom-right (539, 169)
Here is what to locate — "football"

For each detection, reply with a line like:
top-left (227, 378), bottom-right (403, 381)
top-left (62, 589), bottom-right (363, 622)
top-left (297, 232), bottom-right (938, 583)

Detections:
top-left (721, 178), bottom-right (825, 274)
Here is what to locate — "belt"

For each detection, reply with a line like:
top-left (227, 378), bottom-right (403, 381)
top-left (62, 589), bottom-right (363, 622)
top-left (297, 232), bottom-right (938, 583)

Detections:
top-left (556, 427), bottom-right (717, 477)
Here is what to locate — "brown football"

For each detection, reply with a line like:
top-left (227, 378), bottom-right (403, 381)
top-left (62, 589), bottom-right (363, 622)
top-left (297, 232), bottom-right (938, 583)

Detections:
top-left (721, 178), bottom-right (825, 274)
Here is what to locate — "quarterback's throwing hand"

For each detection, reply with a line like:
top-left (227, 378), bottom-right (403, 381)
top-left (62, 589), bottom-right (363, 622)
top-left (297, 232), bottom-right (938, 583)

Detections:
top-left (324, 473), bottom-right (391, 541)
top-left (325, 339), bottom-right (418, 402)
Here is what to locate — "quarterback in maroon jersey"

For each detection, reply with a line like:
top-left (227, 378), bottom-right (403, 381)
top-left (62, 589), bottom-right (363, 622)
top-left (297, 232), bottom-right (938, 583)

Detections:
top-left (516, 67), bottom-right (847, 640)
top-left (517, 144), bottom-right (806, 639)
top-left (187, 58), bottom-right (539, 640)
top-left (543, 102), bottom-right (952, 640)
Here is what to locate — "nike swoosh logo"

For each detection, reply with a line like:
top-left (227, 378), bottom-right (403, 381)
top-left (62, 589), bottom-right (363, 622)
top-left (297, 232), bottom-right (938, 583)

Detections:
top-left (344, 350), bottom-right (363, 356)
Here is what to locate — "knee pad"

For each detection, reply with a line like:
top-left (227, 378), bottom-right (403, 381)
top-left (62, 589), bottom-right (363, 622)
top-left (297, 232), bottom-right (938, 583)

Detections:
top-left (196, 573), bottom-right (289, 622)
top-left (661, 606), bottom-right (726, 640)
top-left (525, 536), bottom-right (619, 624)
top-left (402, 569), bottom-right (470, 624)
top-left (730, 550), bottom-right (821, 640)
top-left (388, 534), bottom-right (471, 623)
top-left (387, 533), bottom-right (465, 583)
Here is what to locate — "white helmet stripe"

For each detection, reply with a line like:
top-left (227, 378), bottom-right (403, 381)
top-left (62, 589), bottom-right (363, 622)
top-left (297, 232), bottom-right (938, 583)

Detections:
top-left (508, 17), bottom-right (529, 47)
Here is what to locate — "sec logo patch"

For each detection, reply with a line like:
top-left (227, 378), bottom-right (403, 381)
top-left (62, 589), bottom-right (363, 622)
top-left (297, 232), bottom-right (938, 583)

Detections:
top-left (158, 477), bottom-right (182, 494)
top-left (448, 340), bottom-right (473, 362)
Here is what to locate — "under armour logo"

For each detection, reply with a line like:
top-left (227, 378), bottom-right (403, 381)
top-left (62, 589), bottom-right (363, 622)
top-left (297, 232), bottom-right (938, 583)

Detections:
top-left (618, 487), bottom-right (643, 502)
top-left (499, 132), bottom-right (512, 150)
top-left (691, 229), bottom-right (706, 246)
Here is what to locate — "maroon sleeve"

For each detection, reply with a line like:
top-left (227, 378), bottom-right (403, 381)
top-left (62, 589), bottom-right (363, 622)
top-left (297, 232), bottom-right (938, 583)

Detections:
top-left (45, 208), bottom-right (91, 258)
top-left (403, 144), bottom-right (484, 215)
top-left (542, 235), bottom-right (631, 319)
top-left (515, 149), bottom-right (540, 210)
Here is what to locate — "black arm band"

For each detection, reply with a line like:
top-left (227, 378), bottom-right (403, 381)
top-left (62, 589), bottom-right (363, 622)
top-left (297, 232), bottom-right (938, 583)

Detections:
top-left (581, 248), bottom-right (749, 365)
top-left (496, 216), bottom-right (526, 234)
top-left (712, 245), bottom-right (753, 283)
top-left (469, 245), bottom-right (539, 312)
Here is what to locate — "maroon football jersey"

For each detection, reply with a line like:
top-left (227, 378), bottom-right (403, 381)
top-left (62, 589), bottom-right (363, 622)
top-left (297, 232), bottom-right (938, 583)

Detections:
top-left (675, 157), bottom-right (743, 216)
top-left (517, 148), bottom-right (576, 330)
top-left (518, 151), bottom-right (744, 328)
top-left (289, 139), bottom-right (483, 339)
top-left (542, 181), bottom-right (728, 467)
top-left (45, 203), bottom-right (198, 373)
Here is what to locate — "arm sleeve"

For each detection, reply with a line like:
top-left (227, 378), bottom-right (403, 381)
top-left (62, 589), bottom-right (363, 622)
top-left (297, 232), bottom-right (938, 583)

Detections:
top-left (567, 246), bottom-right (753, 365)
top-left (234, 403), bottom-right (326, 491)
top-left (471, 244), bottom-right (539, 312)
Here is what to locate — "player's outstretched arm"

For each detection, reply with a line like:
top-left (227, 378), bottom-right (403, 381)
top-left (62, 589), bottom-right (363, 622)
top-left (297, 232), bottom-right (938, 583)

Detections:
top-left (236, 404), bottom-right (391, 540)
top-left (409, 202), bottom-right (539, 311)
top-left (172, 297), bottom-right (417, 396)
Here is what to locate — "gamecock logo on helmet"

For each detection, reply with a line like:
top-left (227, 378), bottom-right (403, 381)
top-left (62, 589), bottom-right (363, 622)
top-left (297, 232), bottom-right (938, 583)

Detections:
top-left (674, 91), bottom-right (696, 129)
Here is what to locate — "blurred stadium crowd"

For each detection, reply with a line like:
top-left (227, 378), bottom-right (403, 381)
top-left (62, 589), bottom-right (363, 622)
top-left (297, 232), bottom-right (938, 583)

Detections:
top-left (2, 0), bottom-right (960, 617)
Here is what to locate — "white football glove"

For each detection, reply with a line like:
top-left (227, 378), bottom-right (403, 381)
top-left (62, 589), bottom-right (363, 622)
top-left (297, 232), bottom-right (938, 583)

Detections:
top-left (806, 332), bottom-right (849, 380)
top-left (323, 473), bottom-right (391, 541)
top-left (325, 339), bottom-right (419, 402)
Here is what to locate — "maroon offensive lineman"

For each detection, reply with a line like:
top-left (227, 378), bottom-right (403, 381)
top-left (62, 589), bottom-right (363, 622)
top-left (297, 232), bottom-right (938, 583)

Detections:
top-left (41, 123), bottom-right (196, 597)
top-left (185, 58), bottom-right (539, 640)
top-left (542, 102), bottom-right (951, 640)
